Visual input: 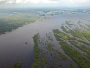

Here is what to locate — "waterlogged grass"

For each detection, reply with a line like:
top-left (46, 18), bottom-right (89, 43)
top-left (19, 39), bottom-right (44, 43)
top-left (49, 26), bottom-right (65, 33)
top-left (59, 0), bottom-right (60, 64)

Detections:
top-left (65, 21), bottom-right (70, 25)
top-left (12, 62), bottom-right (21, 68)
top-left (47, 43), bottom-right (68, 60)
top-left (86, 24), bottom-right (90, 29)
top-left (25, 42), bottom-right (27, 44)
top-left (54, 34), bottom-right (62, 41)
top-left (53, 29), bottom-right (60, 34)
top-left (78, 20), bottom-right (82, 24)
top-left (78, 40), bottom-right (90, 46)
top-left (82, 30), bottom-right (90, 41)
top-left (59, 31), bottom-right (75, 40)
top-left (46, 33), bottom-right (53, 41)
top-left (65, 21), bottom-right (73, 25)
top-left (60, 41), bottom-right (90, 68)
top-left (56, 50), bottom-right (68, 60)
top-left (54, 60), bottom-right (62, 67)
top-left (70, 41), bottom-right (90, 56)
top-left (52, 21), bottom-right (90, 68)
top-left (41, 57), bottom-right (48, 68)
top-left (69, 29), bottom-right (86, 40)
top-left (80, 25), bottom-right (90, 31)
top-left (70, 62), bottom-right (77, 68)
top-left (31, 33), bottom-right (41, 68)
top-left (61, 26), bottom-right (69, 33)
top-left (47, 44), bottom-right (54, 51)
top-left (61, 22), bottom-right (86, 40)
top-left (53, 29), bottom-right (75, 40)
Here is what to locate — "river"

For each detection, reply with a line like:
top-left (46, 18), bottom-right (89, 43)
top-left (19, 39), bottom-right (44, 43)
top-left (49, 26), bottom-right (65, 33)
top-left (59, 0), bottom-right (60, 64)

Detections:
top-left (0, 12), bottom-right (90, 68)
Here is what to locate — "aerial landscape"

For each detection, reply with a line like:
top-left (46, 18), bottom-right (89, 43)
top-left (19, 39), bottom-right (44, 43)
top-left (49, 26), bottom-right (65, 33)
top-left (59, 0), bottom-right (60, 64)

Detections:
top-left (0, 0), bottom-right (90, 68)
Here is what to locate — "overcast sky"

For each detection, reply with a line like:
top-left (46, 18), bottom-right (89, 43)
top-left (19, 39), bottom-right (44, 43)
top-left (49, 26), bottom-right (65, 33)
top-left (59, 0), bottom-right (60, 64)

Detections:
top-left (0, 0), bottom-right (90, 8)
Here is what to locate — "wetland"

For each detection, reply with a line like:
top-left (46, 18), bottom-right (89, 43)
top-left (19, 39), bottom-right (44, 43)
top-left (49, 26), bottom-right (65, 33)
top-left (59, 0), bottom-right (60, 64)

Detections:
top-left (0, 8), bottom-right (90, 68)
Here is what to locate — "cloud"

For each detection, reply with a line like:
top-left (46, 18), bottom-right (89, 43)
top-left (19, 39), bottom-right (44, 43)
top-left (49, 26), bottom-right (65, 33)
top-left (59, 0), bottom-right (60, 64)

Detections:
top-left (0, 0), bottom-right (16, 4)
top-left (0, 0), bottom-right (59, 4)
top-left (0, 0), bottom-right (8, 4)
top-left (0, 0), bottom-right (90, 7)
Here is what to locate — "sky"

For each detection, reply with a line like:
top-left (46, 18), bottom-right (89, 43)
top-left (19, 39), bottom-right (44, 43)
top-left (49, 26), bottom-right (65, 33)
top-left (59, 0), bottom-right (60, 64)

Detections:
top-left (0, 0), bottom-right (90, 8)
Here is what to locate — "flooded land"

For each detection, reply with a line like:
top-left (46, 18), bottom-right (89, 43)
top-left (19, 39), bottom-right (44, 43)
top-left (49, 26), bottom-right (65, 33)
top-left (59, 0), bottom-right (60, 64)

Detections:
top-left (0, 8), bottom-right (90, 68)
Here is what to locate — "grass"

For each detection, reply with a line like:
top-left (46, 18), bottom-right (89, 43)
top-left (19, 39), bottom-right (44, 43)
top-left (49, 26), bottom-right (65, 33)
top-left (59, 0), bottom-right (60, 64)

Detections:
top-left (77, 40), bottom-right (90, 46)
top-left (41, 57), bottom-right (48, 68)
top-left (80, 25), bottom-right (90, 31)
top-left (54, 34), bottom-right (62, 41)
top-left (31, 33), bottom-right (41, 68)
top-left (60, 41), bottom-right (90, 68)
top-left (70, 41), bottom-right (90, 56)
top-left (53, 29), bottom-right (60, 34)
top-left (47, 44), bottom-right (54, 51)
top-left (53, 29), bottom-right (76, 40)
top-left (56, 50), bottom-right (68, 60)
top-left (59, 31), bottom-right (75, 40)
top-left (65, 21), bottom-right (73, 25)
top-left (86, 24), bottom-right (90, 29)
top-left (82, 30), bottom-right (90, 41)
top-left (12, 62), bottom-right (21, 68)
top-left (70, 62), bottom-right (77, 68)
top-left (69, 29), bottom-right (86, 40)
top-left (61, 26), bottom-right (69, 33)
top-left (46, 33), bottom-right (53, 41)
top-left (78, 20), bottom-right (82, 24)
top-left (25, 42), bottom-right (27, 44)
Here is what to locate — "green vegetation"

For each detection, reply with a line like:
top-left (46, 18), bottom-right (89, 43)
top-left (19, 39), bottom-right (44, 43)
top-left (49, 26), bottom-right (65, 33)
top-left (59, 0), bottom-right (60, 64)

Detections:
top-left (61, 26), bottom-right (69, 33)
top-left (56, 50), bottom-right (68, 60)
top-left (78, 20), bottom-right (82, 24)
top-left (12, 62), bottom-right (21, 68)
top-left (59, 31), bottom-right (75, 40)
top-left (60, 41), bottom-right (90, 68)
top-left (0, 12), bottom-right (39, 34)
top-left (65, 21), bottom-right (70, 25)
top-left (65, 21), bottom-right (73, 25)
top-left (86, 24), bottom-right (90, 29)
top-left (25, 42), bottom-right (27, 44)
top-left (69, 29), bottom-right (86, 40)
top-left (53, 29), bottom-right (75, 40)
top-left (54, 34), bottom-right (62, 41)
top-left (53, 29), bottom-right (60, 34)
top-left (70, 62), bottom-right (77, 68)
top-left (82, 30), bottom-right (90, 41)
top-left (31, 33), bottom-right (41, 68)
top-left (41, 57), bottom-right (48, 68)
top-left (46, 33), bottom-right (53, 41)
top-left (54, 60), bottom-right (62, 67)
top-left (70, 41), bottom-right (90, 56)
top-left (80, 25), bottom-right (90, 31)
top-left (47, 44), bottom-right (54, 51)
top-left (78, 40), bottom-right (90, 46)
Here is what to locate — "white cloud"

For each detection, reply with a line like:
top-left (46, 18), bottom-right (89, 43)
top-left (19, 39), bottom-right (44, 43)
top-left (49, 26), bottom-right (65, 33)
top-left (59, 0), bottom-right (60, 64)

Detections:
top-left (24, 0), bottom-right (58, 3)
top-left (69, 0), bottom-right (90, 3)
top-left (0, 0), bottom-right (90, 7)
top-left (0, 0), bottom-right (59, 4)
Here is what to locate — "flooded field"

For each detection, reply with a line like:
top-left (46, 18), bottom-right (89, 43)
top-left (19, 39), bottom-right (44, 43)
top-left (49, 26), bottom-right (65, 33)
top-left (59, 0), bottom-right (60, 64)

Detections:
top-left (0, 9), bottom-right (90, 68)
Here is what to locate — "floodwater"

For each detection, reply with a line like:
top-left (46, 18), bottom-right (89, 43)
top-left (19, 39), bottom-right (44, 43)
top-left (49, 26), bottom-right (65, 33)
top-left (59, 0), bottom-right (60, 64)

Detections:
top-left (0, 13), bottom-right (90, 68)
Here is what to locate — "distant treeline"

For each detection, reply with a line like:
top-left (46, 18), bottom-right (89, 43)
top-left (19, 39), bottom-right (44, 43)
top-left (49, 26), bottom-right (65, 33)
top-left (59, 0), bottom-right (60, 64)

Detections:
top-left (0, 12), bottom-right (39, 34)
